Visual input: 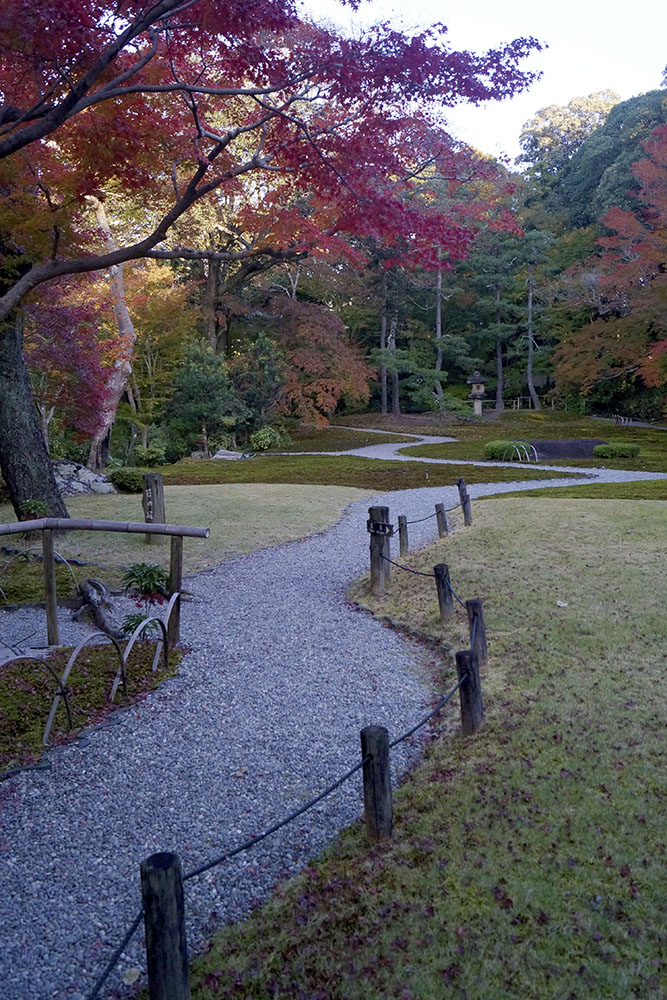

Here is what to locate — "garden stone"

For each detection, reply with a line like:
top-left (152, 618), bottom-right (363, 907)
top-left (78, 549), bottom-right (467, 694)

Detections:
top-left (212, 448), bottom-right (245, 460)
top-left (52, 460), bottom-right (115, 498)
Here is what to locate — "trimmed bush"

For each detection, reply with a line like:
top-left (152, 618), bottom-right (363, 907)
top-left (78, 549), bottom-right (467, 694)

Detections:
top-left (249, 426), bottom-right (283, 451)
top-left (134, 443), bottom-right (166, 466)
top-left (484, 439), bottom-right (532, 461)
top-left (108, 467), bottom-right (145, 493)
top-left (593, 442), bottom-right (641, 459)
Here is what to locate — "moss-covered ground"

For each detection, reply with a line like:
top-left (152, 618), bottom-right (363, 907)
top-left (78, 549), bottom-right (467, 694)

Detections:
top-left (0, 641), bottom-right (182, 772)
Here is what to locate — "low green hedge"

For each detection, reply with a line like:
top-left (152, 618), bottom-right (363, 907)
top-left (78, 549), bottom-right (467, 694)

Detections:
top-left (593, 442), bottom-right (641, 459)
top-left (483, 439), bottom-right (532, 461)
top-left (107, 467), bottom-right (146, 493)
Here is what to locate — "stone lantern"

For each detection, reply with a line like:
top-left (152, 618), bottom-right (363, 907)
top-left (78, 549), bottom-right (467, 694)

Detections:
top-left (466, 370), bottom-right (487, 417)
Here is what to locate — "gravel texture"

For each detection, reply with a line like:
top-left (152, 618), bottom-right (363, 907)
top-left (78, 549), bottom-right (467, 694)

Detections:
top-left (1, 458), bottom-right (666, 1000)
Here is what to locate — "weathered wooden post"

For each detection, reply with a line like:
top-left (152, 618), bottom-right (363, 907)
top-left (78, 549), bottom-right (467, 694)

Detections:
top-left (143, 473), bottom-right (166, 544)
top-left (41, 529), bottom-right (59, 645)
top-left (455, 649), bottom-right (484, 734)
top-left (398, 515), bottom-right (408, 556)
top-left (140, 852), bottom-right (191, 1000)
top-left (466, 598), bottom-right (488, 666)
top-left (435, 502), bottom-right (449, 538)
top-left (168, 534), bottom-right (184, 646)
top-left (433, 563), bottom-right (454, 621)
top-left (360, 726), bottom-right (393, 842)
top-left (367, 506), bottom-right (393, 595)
top-left (456, 477), bottom-right (472, 526)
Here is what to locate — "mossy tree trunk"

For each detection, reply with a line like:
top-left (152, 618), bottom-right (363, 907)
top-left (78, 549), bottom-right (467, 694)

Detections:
top-left (0, 314), bottom-right (68, 518)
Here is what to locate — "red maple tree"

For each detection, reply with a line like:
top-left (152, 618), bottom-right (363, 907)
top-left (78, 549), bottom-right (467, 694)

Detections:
top-left (0, 0), bottom-right (540, 513)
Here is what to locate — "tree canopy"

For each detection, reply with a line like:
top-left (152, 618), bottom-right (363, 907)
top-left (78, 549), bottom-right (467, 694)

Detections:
top-left (561, 89), bottom-right (667, 227)
top-left (0, 0), bottom-right (543, 514)
top-left (517, 90), bottom-right (620, 178)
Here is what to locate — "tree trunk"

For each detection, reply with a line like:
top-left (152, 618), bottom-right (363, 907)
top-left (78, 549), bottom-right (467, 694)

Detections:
top-left (85, 194), bottom-right (136, 470)
top-left (0, 314), bottom-right (68, 518)
top-left (380, 272), bottom-right (388, 416)
top-left (494, 287), bottom-right (504, 412)
top-left (388, 309), bottom-right (400, 418)
top-left (434, 265), bottom-right (444, 397)
top-left (526, 271), bottom-right (541, 410)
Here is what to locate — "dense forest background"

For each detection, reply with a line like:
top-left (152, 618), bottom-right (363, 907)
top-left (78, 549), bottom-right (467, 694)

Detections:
top-left (2, 3), bottom-right (666, 489)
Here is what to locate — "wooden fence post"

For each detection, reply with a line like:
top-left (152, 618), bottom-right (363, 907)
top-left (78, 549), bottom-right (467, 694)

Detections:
top-left (435, 503), bottom-right (449, 538)
top-left (466, 598), bottom-right (487, 666)
top-left (368, 506), bottom-right (392, 595)
top-left (455, 649), bottom-right (484, 734)
top-left (456, 477), bottom-right (472, 526)
top-left (143, 473), bottom-right (166, 544)
top-left (168, 535), bottom-right (183, 646)
top-left (398, 515), bottom-right (408, 556)
top-left (41, 528), bottom-right (59, 646)
top-left (140, 851), bottom-right (191, 1000)
top-left (433, 563), bottom-right (454, 621)
top-left (360, 726), bottom-right (393, 842)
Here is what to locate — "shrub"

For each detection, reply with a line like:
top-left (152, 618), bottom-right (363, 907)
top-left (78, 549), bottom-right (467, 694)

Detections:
top-left (249, 426), bottom-right (283, 451)
top-left (134, 443), bottom-right (166, 466)
top-left (108, 467), bottom-right (145, 492)
top-left (484, 440), bottom-right (532, 461)
top-left (593, 442), bottom-right (641, 459)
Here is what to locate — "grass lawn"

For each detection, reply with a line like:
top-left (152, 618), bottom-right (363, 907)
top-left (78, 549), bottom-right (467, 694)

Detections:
top-left (494, 479), bottom-right (667, 502)
top-left (0, 485), bottom-right (372, 599)
top-left (159, 454), bottom-right (577, 491)
top-left (336, 411), bottom-right (667, 473)
top-left (189, 498), bottom-right (666, 1000)
top-left (277, 426), bottom-right (414, 451)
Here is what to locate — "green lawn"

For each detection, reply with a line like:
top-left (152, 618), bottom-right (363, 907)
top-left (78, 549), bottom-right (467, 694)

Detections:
top-left (190, 497), bottom-right (667, 1000)
top-left (0, 485), bottom-right (371, 599)
top-left (159, 454), bottom-right (577, 491)
top-left (276, 426), bottom-right (414, 451)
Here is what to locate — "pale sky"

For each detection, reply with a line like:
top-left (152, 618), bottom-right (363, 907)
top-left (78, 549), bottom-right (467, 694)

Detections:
top-left (299, 0), bottom-right (667, 163)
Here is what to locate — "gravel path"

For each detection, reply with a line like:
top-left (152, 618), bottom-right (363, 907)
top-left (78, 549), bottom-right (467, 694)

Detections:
top-left (1, 449), bottom-right (666, 1000)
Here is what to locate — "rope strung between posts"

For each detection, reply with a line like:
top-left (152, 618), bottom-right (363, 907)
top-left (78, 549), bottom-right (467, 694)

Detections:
top-left (388, 674), bottom-right (468, 748)
top-left (85, 754), bottom-right (374, 996)
top-left (404, 500), bottom-right (463, 526)
top-left (405, 510), bottom-right (437, 525)
top-left (379, 554), bottom-right (436, 578)
top-left (445, 578), bottom-right (467, 610)
top-left (183, 755), bottom-right (371, 882)
top-left (86, 907), bottom-right (144, 1000)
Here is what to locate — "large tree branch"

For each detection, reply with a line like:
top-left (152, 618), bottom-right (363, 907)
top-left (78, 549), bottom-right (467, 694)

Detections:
top-left (0, 0), bottom-right (194, 158)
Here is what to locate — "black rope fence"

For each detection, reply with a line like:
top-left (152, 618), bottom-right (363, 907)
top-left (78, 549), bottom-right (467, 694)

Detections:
top-left (87, 907), bottom-right (144, 1000)
top-left (86, 482), bottom-right (483, 999)
top-left (379, 552), bottom-right (467, 610)
top-left (84, 664), bottom-right (471, 1000)
top-left (405, 500), bottom-right (462, 525)
top-left (380, 554), bottom-right (435, 578)
top-left (182, 754), bottom-right (370, 882)
top-left (404, 510), bottom-right (437, 525)
top-left (388, 674), bottom-right (467, 748)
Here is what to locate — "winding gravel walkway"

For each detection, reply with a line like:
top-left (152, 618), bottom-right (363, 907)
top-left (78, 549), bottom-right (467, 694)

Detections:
top-left (1, 443), bottom-right (666, 1000)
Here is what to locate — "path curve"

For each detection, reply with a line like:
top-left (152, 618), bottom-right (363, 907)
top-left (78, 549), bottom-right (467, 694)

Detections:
top-left (0, 451), bottom-right (665, 1000)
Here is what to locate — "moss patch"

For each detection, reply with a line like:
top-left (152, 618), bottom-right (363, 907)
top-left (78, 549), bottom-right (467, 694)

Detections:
top-left (0, 641), bottom-right (182, 772)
